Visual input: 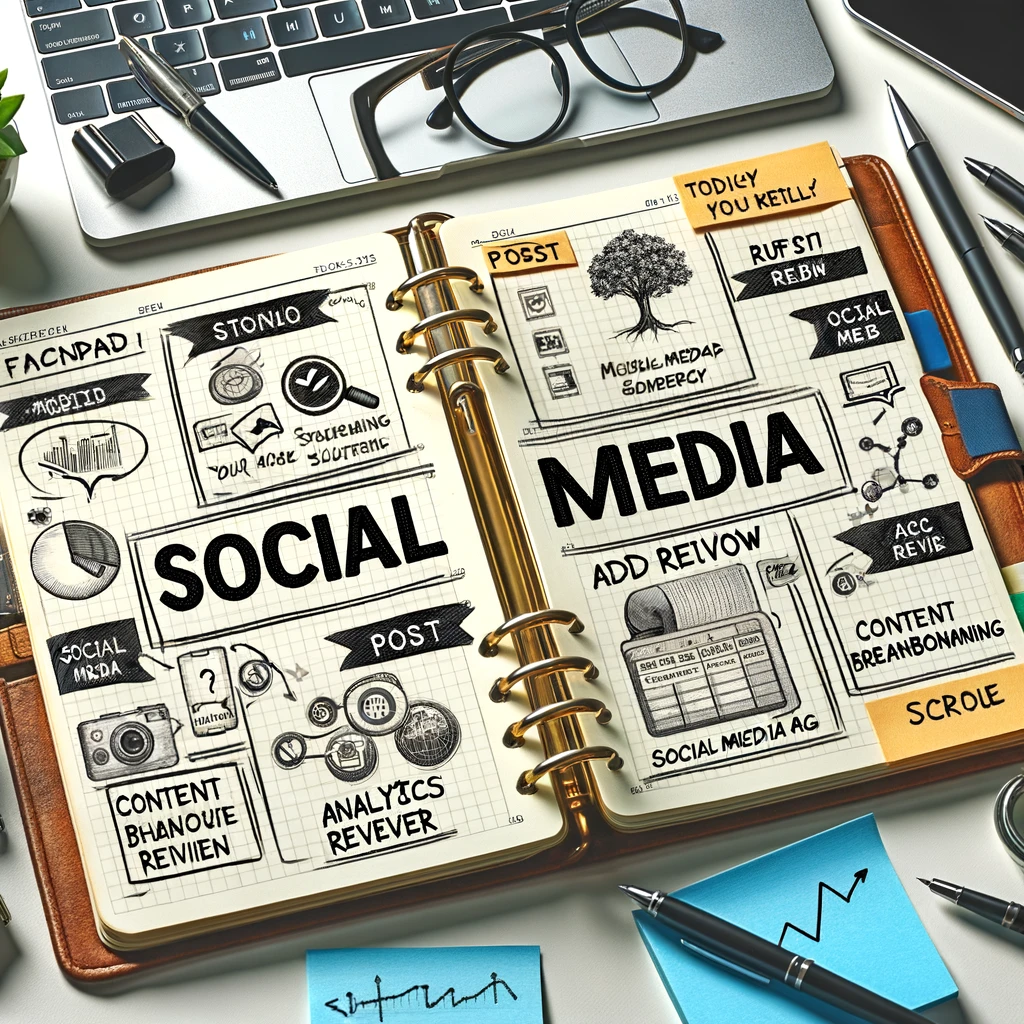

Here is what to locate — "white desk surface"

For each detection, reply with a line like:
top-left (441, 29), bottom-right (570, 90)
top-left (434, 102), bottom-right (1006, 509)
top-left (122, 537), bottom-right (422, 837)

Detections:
top-left (2, 1), bottom-right (1024, 1020)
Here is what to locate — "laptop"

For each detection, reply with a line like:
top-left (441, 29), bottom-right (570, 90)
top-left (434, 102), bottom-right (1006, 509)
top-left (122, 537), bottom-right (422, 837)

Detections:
top-left (19, 0), bottom-right (834, 245)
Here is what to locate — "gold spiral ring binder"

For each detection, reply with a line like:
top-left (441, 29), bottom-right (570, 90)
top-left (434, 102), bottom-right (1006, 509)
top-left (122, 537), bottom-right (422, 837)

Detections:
top-left (517, 747), bottom-right (623, 796)
top-left (503, 697), bottom-right (611, 748)
top-left (407, 348), bottom-right (509, 393)
top-left (490, 655), bottom-right (598, 703)
top-left (478, 609), bottom-right (584, 657)
top-left (386, 267), bottom-right (484, 310)
top-left (397, 309), bottom-right (498, 353)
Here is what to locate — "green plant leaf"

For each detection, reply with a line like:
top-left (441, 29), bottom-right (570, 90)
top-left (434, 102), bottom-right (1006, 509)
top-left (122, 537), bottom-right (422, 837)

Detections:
top-left (0, 125), bottom-right (26, 157)
top-left (0, 69), bottom-right (8, 92)
top-left (0, 137), bottom-right (16, 161)
top-left (0, 94), bottom-right (23, 131)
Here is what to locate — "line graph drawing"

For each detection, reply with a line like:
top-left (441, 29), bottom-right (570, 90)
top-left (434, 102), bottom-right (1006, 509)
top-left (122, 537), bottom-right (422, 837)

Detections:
top-left (324, 972), bottom-right (518, 1020)
top-left (777, 868), bottom-right (868, 947)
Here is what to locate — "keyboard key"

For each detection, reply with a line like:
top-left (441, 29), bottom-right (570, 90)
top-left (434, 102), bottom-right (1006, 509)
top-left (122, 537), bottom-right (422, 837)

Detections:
top-left (107, 77), bottom-right (157, 113)
top-left (179, 61), bottom-right (220, 94)
top-left (164, 0), bottom-right (212, 26)
top-left (213, 0), bottom-right (275, 18)
top-left (42, 43), bottom-right (130, 88)
top-left (361, 0), bottom-right (408, 27)
top-left (220, 51), bottom-right (281, 89)
top-left (32, 9), bottom-right (112, 53)
top-left (204, 17), bottom-right (268, 56)
top-left (280, 0), bottom-right (310, 6)
top-left (281, 8), bottom-right (506, 75)
top-left (25, 0), bottom-right (81, 16)
top-left (411, 0), bottom-right (455, 17)
top-left (270, 8), bottom-right (316, 43)
top-left (154, 29), bottom-right (205, 64)
top-left (459, 0), bottom-right (500, 7)
top-left (113, 0), bottom-right (164, 35)
top-left (314, 1), bottom-right (360, 36)
top-left (51, 84), bottom-right (106, 123)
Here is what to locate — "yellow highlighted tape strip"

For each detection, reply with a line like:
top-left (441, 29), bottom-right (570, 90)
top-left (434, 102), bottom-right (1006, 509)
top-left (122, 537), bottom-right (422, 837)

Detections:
top-left (866, 664), bottom-right (1024, 762)
top-left (675, 141), bottom-right (851, 231)
top-left (481, 230), bottom-right (578, 276)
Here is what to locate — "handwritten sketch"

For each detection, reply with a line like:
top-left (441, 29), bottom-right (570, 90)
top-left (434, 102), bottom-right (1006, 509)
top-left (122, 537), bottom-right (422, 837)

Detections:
top-left (324, 972), bottom-right (519, 1020)
top-left (343, 673), bottom-right (410, 736)
top-left (857, 417), bottom-right (939, 504)
top-left (840, 362), bottom-right (904, 408)
top-left (193, 402), bottom-right (285, 455)
top-left (20, 420), bottom-right (149, 501)
top-left (177, 647), bottom-right (238, 736)
top-left (532, 327), bottom-right (567, 357)
top-left (323, 729), bottom-right (379, 782)
top-left (78, 703), bottom-right (180, 782)
top-left (30, 520), bottom-right (120, 600)
top-left (281, 355), bottom-right (380, 416)
top-left (238, 658), bottom-right (274, 696)
top-left (777, 868), bottom-right (869, 946)
top-left (208, 347), bottom-right (264, 405)
top-left (394, 701), bottom-right (461, 768)
top-left (621, 566), bottom-right (798, 738)
top-left (588, 229), bottom-right (694, 341)
top-left (542, 364), bottom-right (580, 400)
top-left (517, 286), bottom-right (556, 321)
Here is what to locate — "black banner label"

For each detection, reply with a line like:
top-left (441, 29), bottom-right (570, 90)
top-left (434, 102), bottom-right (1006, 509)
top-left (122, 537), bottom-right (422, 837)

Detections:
top-left (834, 503), bottom-right (972, 574)
top-left (47, 618), bottom-right (155, 694)
top-left (0, 373), bottom-right (151, 430)
top-left (732, 247), bottom-right (866, 300)
top-left (166, 290), bottom-right (335, 359)
top-left (791, 290), bottom-right (904, 358)
top-left (325, 603), bottom-right (474, 669)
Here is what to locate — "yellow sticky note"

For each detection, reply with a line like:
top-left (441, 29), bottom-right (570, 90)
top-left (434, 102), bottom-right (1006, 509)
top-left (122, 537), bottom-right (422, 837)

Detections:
top-left (481, 231), bottom-right (578, 276)
top-left (675, 142), bottom-right (851, 230)
top-left (866, 665), bottom-right (1024, 762)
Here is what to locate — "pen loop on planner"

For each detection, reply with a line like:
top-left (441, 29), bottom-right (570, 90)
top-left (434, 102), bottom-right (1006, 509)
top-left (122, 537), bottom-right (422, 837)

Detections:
top-left (994, 772), bottom-right (1024, 868)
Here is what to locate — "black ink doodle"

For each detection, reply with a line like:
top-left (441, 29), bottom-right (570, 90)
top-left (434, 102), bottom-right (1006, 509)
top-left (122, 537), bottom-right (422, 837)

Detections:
top-left (324, 972), bottom-right (517, 1019)
top-left (0, 373), bottom-right (151, 430)
top-left (394, 701), bottom-right (461, 768)
top-left (20, 420), bottom-right (149, 501)
top-left (78, 703), bottom-right (179, 782)
top-left (588, 229), bottom-right (694, 341)
top-left (177, 647), bottom-right (238, 736)
top-left (281, 356), bottom-right (380, 416)
top-left (30, 520), bottom-right (120, 600)
top-left (323, 730), bottom-right (378, 782)
top-left (47, 618), bottom-right (156, 694)
top-left (517, 286), bottom-right (556, 321)
top-left (208, 347), bottom-right (264, 405)
top-left (840, 362), bottom-right (904, 409)
top-left (543, 364), bottom-right (581, 399)
top-left (792, 291), bottom-right (904, 359)
top-left (777, 868), bottom-right (868, 947)
top-left (856, 417), bottom-right (939, 504)
top-left (732, 247), bottom-right (866, 301)
top-left (343, 673), bottom-right (410, 737)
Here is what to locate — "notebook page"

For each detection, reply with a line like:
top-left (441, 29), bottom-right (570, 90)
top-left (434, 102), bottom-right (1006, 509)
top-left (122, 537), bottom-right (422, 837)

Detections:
top-left (0, 235), bottom-right (564, 945)
top-left (440, 155), bottom-right (1024, 825)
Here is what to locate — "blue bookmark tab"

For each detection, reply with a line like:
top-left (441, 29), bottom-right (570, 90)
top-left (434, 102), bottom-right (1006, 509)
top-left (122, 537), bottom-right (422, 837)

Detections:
top-left (905, 309), bottom-right (953, 375)
top-left (948, 386), bottom-right (1020, 457)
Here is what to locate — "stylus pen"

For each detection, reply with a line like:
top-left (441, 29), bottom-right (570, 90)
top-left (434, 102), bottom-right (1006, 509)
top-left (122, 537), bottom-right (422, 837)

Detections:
top-left (919, 877), bottom-right (1024, 934)
top-left (981, 216), bottom-right (1024, 267)
top-left (118, 36), bottom-right (278, 193)
top-left (887, 84), bottom-right (1024, 377)
top-left (622, 885), bottom-right (931, 1024)
top-left (965, 159), bottom-right (1024, 219)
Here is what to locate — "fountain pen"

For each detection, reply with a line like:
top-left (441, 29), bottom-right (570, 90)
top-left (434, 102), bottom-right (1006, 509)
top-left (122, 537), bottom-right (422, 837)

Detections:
top-left (622, 885), bottom-right (931, 1024)
top-left (119, 36), bottom-right (278, 193)
top-left (919, 877), bottom-right (1024, 934)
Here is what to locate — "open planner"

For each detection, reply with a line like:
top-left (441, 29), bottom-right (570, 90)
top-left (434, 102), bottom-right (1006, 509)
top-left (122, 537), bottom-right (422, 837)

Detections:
top-left (1, 143), bottom-right (1023, 962)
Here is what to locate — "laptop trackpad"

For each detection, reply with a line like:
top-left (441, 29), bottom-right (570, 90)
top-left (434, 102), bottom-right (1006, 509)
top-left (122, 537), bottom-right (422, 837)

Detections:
top-left (311, 39), bottom-right (658, 184)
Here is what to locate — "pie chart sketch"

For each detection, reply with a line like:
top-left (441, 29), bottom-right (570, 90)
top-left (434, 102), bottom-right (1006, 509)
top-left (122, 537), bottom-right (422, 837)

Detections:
top-left (30, 521), bottom-right (120, 600)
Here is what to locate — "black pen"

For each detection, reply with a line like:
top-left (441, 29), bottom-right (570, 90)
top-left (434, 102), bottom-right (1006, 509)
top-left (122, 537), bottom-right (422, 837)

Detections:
top-left (965, 159), bottom-right (1024, 219)
top-left (981, 216), bottom-right (1024, 267)
top-left (622, 885), bottom-right (931, 1024)
top-left (919, 878), bottom-right (1024, 934)
top-left (887, 84), bottom-right (1024, 376)
top-left (118, 36), bottom-right (278, 193)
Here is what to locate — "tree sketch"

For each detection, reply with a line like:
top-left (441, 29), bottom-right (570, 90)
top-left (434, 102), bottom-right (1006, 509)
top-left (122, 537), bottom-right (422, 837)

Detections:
top-left (588, 229), bottom-right (694, 341)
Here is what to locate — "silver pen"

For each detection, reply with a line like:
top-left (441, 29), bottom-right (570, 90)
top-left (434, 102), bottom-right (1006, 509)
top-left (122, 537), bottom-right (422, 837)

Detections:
top-left (119, 36), bottom-right (278, 192)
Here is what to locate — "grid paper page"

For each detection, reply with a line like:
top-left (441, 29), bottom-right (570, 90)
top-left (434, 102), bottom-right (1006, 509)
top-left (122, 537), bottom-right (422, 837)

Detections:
top-left (0, 235), bottom-right (564, 944)
top-left (441, 161), bottom-right (1024, 823)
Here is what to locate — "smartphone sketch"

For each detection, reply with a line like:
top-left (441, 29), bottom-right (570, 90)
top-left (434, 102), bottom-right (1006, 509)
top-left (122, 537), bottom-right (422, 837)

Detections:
top-left (177, 647), bottom-right (237, 737)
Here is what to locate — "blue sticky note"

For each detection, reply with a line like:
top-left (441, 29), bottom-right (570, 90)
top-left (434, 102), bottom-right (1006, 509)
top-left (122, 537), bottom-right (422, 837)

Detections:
top-left (635, 815), bottom-right (956, 1024)
top-left (307, 946), bottom-right (542, 1024)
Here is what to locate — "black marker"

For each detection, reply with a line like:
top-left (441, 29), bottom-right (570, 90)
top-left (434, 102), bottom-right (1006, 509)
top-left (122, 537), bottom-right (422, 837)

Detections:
top-left (965, 159), bottom-right (1024, 219)
top-left (622, 885), bottom-right (931, 1024)
top-left (980, 216), bottom-right (1024, 268)
top-left (887, 84), bottom-right (1024, 377)
top-left (918, 878), bottom-right (1024, 934)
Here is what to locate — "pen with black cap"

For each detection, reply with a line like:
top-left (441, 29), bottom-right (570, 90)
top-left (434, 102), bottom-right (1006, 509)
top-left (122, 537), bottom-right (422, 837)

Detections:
top-left (118, 36), bottom-right (278, 193)
top-left (919, 877), bottom-right (1024, 934)
top-left (622, 884), bottom-right (932, 1024)
top-left (887, 84), bottom-right (1024, 377)
top-left (965, 159), bottom-right (1024, 219)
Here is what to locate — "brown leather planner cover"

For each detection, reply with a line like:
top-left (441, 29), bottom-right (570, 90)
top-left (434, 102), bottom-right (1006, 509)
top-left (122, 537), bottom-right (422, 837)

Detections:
top-left (2, 155), bottom-right (1023, 982)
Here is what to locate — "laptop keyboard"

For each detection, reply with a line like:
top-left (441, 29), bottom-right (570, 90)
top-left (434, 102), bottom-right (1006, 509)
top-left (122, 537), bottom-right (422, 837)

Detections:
top-left (24, 0), bottom-right (512, 125)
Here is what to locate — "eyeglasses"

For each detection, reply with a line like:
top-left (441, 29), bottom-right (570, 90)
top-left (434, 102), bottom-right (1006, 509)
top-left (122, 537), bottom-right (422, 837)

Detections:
top-left (352, 0), bottom-right (723, 181)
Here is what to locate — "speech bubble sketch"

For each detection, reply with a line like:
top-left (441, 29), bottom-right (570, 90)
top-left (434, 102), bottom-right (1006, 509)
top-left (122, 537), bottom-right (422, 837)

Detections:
top-left (19, 420), bottom-right (149, 501)
top-left (840, 362), bottom-right (905, 408)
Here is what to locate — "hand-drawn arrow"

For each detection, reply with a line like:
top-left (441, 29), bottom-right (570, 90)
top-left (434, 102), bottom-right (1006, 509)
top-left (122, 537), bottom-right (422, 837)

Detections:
top-left (777, 868), bottom-right (868, 947)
